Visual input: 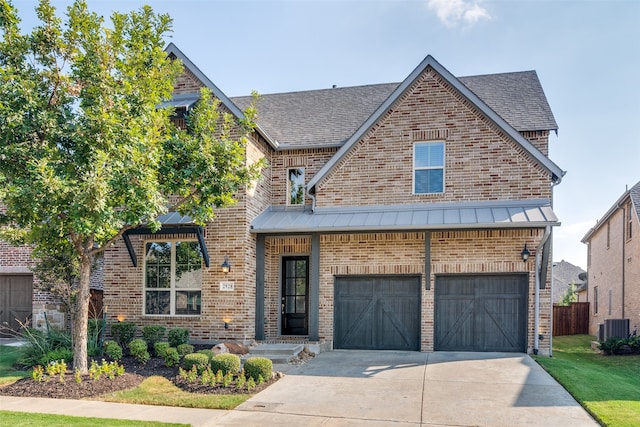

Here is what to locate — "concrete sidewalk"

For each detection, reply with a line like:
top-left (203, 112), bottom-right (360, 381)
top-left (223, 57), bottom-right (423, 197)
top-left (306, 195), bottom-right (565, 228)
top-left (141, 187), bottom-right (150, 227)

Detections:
top-left (0, 351), bottom-right (599, 426)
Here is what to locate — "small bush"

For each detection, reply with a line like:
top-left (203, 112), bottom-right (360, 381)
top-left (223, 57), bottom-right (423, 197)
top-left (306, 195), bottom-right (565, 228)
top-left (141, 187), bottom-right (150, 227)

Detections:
top-left (177, 343), bottom-right (194, 356)
top-left (103, 340), bottom-right (123, 361)
top-left (154, 342), bottom-right (171, 358)
top-left (244, 357), bottom-right (273, 381)
top-left (89, 359), bottom-right (125, 381)
top-left (88, 319), bottom-right (105, 357)
top-left (129, 338), bottom-right (150, 364)
top-left (163, 347), bottom-right (180, 367)
top-left (168, 328), bottom-right (189, 347)
top-left (17, 327), bottom-right (72, 368)
top-left (38, 348), bottom-right (73, 366)
top-left (210, 353), bottom-right (241, 376)
top-left (111, 322), bottom-right (137, 349)
top-left (196, 349), bottom-right (214, 361)
top-left (598, 337), bottom-right (628, 355)
top-left (182, 353), bottom-right (210, 374)
top-left (142, 325), bottom-right (166, 351)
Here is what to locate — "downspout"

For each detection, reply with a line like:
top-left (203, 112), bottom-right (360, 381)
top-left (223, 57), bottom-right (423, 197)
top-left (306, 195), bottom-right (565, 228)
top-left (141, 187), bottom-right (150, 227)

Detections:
top-left (534, 225), bottom-right (552, 355)
top-left (621, 203), bottom-right (626, 319)
top-left (307, 186), bottom-right (317, 212)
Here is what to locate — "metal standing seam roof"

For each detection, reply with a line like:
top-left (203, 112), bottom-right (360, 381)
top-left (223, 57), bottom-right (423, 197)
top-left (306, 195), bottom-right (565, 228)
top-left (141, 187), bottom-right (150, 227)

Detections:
top-left (250, 200), bottom-right (559, 234)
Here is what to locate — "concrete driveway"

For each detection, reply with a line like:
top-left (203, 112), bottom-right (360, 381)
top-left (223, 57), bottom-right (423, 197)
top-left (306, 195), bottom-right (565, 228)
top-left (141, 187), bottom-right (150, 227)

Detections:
top-left (220, 350), bottom-right (599, 426)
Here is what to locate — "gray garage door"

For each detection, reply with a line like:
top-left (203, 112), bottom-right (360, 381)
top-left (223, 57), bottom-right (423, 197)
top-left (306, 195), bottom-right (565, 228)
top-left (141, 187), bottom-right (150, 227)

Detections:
top-left (0, 275), bottom-right (33, 337)
top-left (334, 276), bottom-right (420, 351)
top-left (435, 275), bottom-right (528, 352)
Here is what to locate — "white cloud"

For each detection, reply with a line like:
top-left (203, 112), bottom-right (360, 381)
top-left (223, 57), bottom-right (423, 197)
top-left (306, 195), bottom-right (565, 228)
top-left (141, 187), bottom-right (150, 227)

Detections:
top-left (427, 0), bottom-right (491, 27)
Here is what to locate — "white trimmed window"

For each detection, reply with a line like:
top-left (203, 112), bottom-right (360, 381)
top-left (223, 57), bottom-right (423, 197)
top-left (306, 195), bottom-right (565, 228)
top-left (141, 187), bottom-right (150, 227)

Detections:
top-left (414, 142), bottom-right (444, 194)
top-left (288, 168), bottom-right (305, 205)
top-left (144, 240), bottom-right (202, 316)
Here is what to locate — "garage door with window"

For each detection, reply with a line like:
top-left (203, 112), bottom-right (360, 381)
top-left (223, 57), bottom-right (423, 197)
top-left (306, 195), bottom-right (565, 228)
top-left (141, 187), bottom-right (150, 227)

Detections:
top-left (0, 275), bottom-right (33, 338)
top-left (435, 274), bottom-right (528, 352)
top-left (334, 276), bottom-right (420, 351)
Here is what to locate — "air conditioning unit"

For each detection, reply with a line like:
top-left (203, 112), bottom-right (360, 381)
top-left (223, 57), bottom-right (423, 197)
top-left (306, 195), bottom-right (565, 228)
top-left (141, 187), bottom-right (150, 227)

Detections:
top-left (597, 324), bottom-right (605, 342)
top-left (604, 319), bottom-right (629, 340)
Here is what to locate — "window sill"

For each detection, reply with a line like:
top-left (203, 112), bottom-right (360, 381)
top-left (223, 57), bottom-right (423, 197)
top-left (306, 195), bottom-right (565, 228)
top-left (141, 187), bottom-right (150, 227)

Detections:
top-left (143, 315), bottom-right (202, 320)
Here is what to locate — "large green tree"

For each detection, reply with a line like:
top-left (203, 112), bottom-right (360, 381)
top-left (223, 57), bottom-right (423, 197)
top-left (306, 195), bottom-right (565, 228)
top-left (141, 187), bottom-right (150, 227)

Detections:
top-left (0, 0), bottom-right (263, 372)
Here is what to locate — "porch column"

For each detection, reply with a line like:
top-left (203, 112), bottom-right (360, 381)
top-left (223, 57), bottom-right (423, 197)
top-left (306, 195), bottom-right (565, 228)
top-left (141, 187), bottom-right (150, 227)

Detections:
top-left (425, 231), bottom-right (431, 290)
top-left (309, 233), bottom-right (320, 341)
top-left (255, 234), bottom-right (265, 341)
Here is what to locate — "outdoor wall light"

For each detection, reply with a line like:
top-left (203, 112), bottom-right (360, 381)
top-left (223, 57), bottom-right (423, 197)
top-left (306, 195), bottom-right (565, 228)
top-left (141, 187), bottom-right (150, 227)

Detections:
top-left (220, 256), bottom-right (231, 274)
top-left (521, 244), bottom-right (530, 262)
top-left (116, 314), bottom-right (126, 322)
top-left (223, 318), bottom-right (231, 329)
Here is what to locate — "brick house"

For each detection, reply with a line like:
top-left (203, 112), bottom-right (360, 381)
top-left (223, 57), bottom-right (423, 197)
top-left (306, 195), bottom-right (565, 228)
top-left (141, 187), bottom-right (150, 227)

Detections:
top-left (581, 181), bottom-right (640, 337)
top-left (102, 43), bottom-right (564, 355)
top-left (3, 43), bottom-right (564, 355)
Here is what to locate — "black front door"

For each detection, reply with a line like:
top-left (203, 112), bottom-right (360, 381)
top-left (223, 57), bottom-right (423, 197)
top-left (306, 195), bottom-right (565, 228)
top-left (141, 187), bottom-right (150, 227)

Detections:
top-left (281, 257), bottom-right (309, 335)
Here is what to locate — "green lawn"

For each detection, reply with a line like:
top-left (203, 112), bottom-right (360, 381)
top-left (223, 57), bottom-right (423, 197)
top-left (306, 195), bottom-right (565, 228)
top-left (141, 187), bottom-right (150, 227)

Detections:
top-left (0, 411), bottom-right (186, 427)
top-left (534, 335), bottom-right (640, 427)
top-left (0, 345), bottom-right (30, 385)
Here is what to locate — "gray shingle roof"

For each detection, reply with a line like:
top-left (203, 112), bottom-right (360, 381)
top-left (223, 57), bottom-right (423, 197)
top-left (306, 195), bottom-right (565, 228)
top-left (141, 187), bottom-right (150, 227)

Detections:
top-left (231, 71), bottom-right (557, 149)
top-left (459, 71), bottom-right (558, 133)
top-left (250, 199), bottom-right (559, 234)
top-left (552, 260), bottom-right (586, 303)
top-left (630, 181), bottom-right (640, 223)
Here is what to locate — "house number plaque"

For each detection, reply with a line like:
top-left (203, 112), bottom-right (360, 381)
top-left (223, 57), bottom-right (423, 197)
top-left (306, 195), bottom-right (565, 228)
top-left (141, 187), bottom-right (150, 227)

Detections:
top-left (219, 281), bottom-right (235, 291)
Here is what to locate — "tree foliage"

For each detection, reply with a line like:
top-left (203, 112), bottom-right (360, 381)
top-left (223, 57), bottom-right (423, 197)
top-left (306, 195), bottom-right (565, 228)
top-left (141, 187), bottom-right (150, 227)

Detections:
top-left (559, 282), bottom-right (578, 306)
top-left (0, 0), bottom-right (265, 372)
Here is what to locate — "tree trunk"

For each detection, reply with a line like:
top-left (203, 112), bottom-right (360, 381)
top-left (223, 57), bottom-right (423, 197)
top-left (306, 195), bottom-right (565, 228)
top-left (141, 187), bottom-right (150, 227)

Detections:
top-left (72, 254), bottom-right (92, 374)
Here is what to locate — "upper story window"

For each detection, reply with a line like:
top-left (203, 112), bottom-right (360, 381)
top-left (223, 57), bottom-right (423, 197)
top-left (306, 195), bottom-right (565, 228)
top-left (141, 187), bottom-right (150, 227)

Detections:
top-left (627, 202), bottom-right (633, 240)
top-left (414, 142), bottom-right (444, 194)
top-left (606, 222), bottom-right (611, 249)
top-left (144, 240), bottom-right (202, 316)
top-left (288, 168), bottom-right (305, 205)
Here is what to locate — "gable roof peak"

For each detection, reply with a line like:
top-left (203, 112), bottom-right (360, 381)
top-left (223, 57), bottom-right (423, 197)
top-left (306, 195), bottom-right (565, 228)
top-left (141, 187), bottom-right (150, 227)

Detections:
top-left (307, 53), bottom-right (564, 193)
top-left (164, 43), bottom-right (278, 149)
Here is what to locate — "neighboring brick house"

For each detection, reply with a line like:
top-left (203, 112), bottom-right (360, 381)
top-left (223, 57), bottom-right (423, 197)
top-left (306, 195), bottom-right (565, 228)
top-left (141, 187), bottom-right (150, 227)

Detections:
top-left (0, 234), bottom-right (104, 336)
top-left (581, 181), bottom-right (640, 337)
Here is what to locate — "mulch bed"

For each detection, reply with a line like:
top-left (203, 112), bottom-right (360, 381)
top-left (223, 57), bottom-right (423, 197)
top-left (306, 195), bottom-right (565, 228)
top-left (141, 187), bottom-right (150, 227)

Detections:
top-left (0, 347), bottom-right (293, 399)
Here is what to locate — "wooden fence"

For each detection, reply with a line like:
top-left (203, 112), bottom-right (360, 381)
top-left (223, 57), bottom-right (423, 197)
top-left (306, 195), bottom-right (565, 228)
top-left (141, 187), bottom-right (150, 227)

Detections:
top-left (553, 302), bottom-right (590, 336)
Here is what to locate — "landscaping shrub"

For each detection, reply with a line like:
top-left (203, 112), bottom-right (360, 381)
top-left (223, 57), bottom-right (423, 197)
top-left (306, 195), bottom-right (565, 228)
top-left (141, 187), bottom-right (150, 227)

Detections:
top-left (196, 349), bottom-right (214, 361)
top-left (142, 325), bottom-right (166, 351)
top-left (163, 347), bottom-right (180, 367)
top-left (103, 340), bottom-right (123, 361)
top-left (168, 328), bottom-right (189, 347)
top-left (182, 353), bottom-right (210, 374)
top-left (598, 336), bottom-right (639, 355)
top-left (210, 353), bottom-right (240, 375)
top-left (154, 341), bottom-right (171, 358)
top-left (243, 357), bottom-right (273, 381)
top-left (38, 348), bottom-right (73, 365)
top-left (110, 322), bottom-right (137, 349)
top-left (177, 343), bottom-right (194, 356)
top-left (129, 338), bottom-right (150, 364)
top-left (87, 318), bottom-right (105, 357)
top-left (17, 327), bottom-right (72, 368)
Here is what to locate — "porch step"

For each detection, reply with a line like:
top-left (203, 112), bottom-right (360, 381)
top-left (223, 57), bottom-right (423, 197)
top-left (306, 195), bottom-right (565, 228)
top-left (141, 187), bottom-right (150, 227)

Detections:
top-left (248, 343), bottom-right (304, 364)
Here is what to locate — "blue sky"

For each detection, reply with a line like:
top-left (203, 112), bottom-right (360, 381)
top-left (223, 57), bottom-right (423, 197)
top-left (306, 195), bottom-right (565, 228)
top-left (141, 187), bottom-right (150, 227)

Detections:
top-left (15, 0), bottom-right (640, 269)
